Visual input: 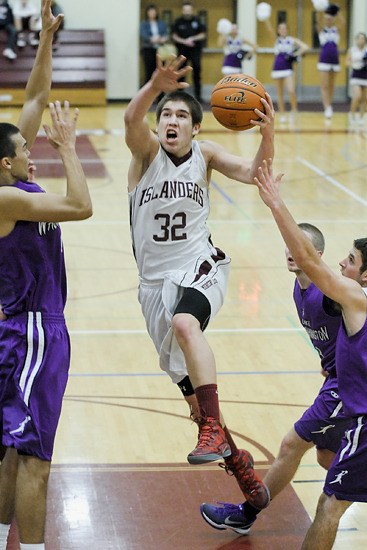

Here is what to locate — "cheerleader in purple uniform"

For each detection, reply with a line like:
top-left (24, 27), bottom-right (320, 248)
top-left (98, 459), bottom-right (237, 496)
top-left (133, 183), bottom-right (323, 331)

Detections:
top-left (264, 19), bottom-right (308, 123)
top-left (218, 23), bottom-right (257, 76)
top-left (346, 32), bottom-right (367, 125)
top-left (316, 4), bottom-right (345, 118)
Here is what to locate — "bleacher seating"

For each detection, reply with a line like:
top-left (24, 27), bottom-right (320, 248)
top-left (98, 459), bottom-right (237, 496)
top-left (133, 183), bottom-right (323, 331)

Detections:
top-left (0, 29), bottom-right (106, 106)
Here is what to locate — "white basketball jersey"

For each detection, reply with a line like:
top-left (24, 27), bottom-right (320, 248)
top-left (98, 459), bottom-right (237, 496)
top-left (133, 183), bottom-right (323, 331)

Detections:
top-left (129, 141), bottom-right (219, 282)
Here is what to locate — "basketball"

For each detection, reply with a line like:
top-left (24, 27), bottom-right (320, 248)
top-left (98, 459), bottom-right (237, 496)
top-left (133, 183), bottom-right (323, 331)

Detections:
top-left (210, 74), bottom-right (267, 131)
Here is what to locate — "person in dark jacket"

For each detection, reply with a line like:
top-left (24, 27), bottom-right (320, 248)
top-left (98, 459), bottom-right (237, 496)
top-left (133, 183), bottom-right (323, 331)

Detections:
top-left (140, 4), bottom-right (168, 84)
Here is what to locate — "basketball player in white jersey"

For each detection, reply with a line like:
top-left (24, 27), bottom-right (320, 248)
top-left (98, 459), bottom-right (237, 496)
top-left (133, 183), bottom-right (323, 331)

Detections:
top-left (124, 55), bottom-right (275, 509)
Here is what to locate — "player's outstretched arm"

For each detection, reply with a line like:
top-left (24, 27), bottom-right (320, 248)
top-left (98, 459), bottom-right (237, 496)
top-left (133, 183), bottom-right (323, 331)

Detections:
top-left (254, 159), bottom-right (363, 310)
top-left (17, 0), bottom-right (64, 150)
top-left (247, 92), bottom-right (275, 181)
top-left (43, 101), bottom-right (93, 220)
top-left (124, 54), bottom-right (192, 156)
top-left (0, 101), bottom-right (92, 225)
top-left (204, 93), bottom-right (275, 184)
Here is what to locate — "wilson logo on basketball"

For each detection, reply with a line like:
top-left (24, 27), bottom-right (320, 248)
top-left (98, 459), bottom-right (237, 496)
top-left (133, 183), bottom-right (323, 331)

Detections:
top-left (224, 91), bottom-right (247, 104)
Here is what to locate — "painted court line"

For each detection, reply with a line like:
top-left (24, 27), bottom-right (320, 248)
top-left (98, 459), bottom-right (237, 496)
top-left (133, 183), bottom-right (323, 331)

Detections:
top-left (66, 218), bottom-right (367, 226)
top-left (69, 327), bottom-right (303, 335)
top-left (68, 369), bottom-right (319, 377)
top-left (298, 157), bottom-right (367, 207)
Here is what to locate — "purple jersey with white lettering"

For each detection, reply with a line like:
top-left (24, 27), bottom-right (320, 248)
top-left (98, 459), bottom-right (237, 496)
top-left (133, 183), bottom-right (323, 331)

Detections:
top-left (335, 315), bottom-right (367, 416)
top-left (0, 180), bottom-right (67, 315)
top-left (293, 281), bottom-right (341, 375)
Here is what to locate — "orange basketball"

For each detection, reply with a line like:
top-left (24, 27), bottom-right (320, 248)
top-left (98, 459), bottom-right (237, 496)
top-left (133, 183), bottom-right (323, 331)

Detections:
top-left (210, 74), bottom-right (267, 131)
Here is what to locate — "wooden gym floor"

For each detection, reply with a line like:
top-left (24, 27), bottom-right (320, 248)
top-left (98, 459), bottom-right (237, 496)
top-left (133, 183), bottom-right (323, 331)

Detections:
top-left (2, 104), bottom-right (367, 549)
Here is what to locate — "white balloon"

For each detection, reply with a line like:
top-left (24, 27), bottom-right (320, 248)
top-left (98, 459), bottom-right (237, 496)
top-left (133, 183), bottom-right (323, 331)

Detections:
top-left (311, 0), bottom-right (329, 11)
top-left (256, 2), bottom-right (272, 22)
top-left (217, 18), bottom-right (233, 35)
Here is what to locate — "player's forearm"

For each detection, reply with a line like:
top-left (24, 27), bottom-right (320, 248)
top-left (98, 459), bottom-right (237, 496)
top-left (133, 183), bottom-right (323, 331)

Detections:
top-left (59, 146), bottom-right (93, 219)
top-left (24, 29), bottom-right (54, 104)
top-left (124, 81), bottom-right (160, 124)
top-left (249, 135), bottom-right (274, 182)
top-left (271, 200), bottom-right (318, 269)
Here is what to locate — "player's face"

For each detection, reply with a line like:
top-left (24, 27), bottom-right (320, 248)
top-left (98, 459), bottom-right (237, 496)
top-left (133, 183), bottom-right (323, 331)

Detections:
top-left (285, 246), bottom-right (300, 272)
top-left (285, 230), bottom-right (313, 273)
top-left (339, 247), bottom-right (364, 282)
top-left (9, 133), bottom-right (30, 182)
top-left (157, 100), bottom-right (200, 156)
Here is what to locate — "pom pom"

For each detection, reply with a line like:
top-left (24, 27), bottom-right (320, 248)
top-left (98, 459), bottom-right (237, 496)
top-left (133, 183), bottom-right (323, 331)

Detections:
top-left (217, 18), bottom-right (232, 35)
top-left (256, 2), bottom-right (272, 22)
top-left (311, 0), bottom-right (329, 11)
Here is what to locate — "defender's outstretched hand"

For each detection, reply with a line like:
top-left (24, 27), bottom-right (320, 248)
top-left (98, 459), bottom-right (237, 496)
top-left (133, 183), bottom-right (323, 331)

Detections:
top-left (151, 54), bottom-right (193, 93)
top-left (43, 101), bottom-right (79, 150)
top-left (41, 0), bottom-right (64, 34)
top-left (254, 159), bottom-right (284, 208)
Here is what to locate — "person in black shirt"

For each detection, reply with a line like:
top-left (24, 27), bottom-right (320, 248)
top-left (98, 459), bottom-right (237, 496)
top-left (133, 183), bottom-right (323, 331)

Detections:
top-left (172, 1), bottom-right (206, 102)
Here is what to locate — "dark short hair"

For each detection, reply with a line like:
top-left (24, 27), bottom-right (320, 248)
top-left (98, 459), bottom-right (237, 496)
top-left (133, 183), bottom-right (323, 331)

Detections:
top-left (298, 222), bottom-right (325, 252)
top-left (145, 4), bottom-right (158, 19)
top-left (354, 238), bottom-right (367, 273)
top-left (156, 91), bottom-right (203, 126)
top-left (0, 123), bottom-right (20, 158)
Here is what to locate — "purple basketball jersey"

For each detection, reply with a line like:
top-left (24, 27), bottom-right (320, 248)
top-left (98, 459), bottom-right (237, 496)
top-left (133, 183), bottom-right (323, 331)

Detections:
top-left (293, 281), bottom-right (341, 374)
top-left (336, 317), bottom-right (367, 416)
top-left (0, 180), bottom-right (67, 315)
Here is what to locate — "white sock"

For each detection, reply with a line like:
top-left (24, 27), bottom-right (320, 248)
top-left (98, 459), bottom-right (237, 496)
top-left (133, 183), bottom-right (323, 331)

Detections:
top-left (20, 544), bottom-right (45, 550)
top-left (0, 523), bottom-right (11, 550)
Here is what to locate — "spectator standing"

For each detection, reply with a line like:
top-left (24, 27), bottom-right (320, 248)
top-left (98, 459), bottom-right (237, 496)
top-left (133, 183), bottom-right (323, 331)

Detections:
top-left (172, 1), bottom-right (206, 103)
top-left (140, 4), bottom-right (168, 84)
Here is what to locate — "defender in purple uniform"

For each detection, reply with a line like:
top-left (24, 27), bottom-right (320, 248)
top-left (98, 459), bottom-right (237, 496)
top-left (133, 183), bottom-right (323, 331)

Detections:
top-left (251, 160), bottom-right (367, 549)
top-left (200, 223), bottom-right (351, 535)
top-left (0, 2), bottom-right (92, 548)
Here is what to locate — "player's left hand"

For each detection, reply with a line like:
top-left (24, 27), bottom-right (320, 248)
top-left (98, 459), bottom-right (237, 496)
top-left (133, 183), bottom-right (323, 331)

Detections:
top-left (43, 100), bottom-right (79, 150)
top-left (151, 54), bottom-right (192, 93)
